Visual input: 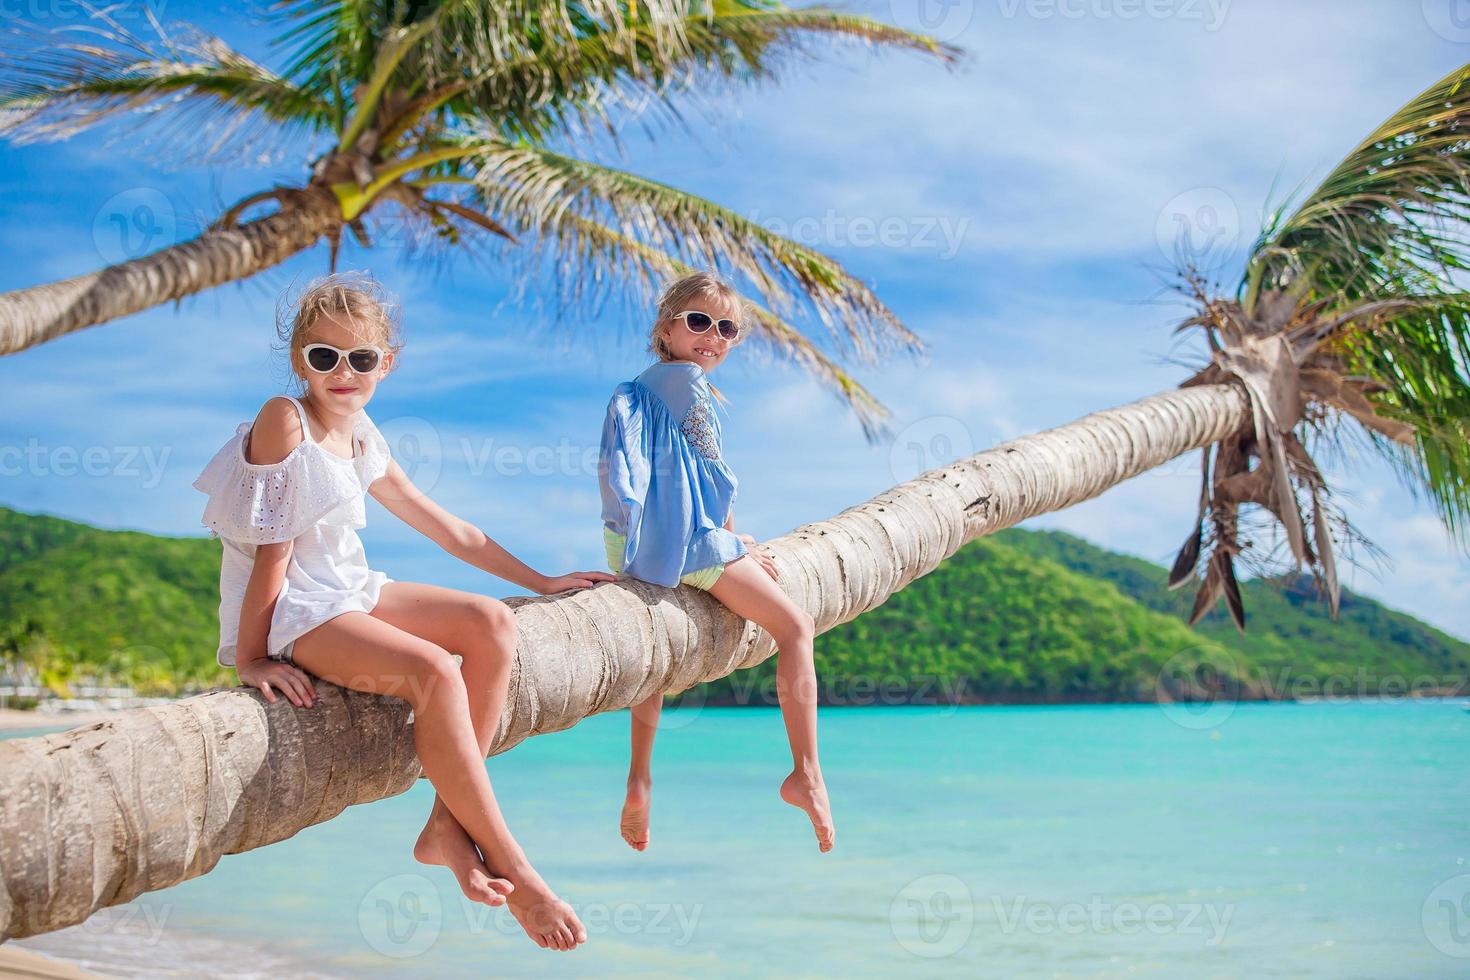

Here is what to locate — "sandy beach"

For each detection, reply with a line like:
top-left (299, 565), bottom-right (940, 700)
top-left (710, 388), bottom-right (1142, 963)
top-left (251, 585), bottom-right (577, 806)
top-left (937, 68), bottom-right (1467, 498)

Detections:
top-left (0, 946), bottom-right (103, 980)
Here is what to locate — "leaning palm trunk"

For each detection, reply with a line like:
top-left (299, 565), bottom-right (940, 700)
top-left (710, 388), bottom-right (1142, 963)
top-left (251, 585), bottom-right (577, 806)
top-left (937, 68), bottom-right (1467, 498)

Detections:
top-left (0, 195), bottom-right (338, 355)
top-left (0, 380), bottom-right (1250, 941)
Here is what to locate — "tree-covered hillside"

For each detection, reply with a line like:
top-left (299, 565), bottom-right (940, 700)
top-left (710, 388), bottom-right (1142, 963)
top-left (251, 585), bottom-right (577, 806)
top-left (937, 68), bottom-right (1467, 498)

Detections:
top-left (2, 507), bottom-right (1465, 704)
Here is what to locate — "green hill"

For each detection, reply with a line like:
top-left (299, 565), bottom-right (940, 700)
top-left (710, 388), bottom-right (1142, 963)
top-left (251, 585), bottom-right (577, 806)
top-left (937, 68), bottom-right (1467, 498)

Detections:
top-left (994, 528), bottom-right (1470, 699)
top-left (692, 527), bottom-right (1470, 706)
top-left (1, 506), bottom-right (1466, 704)
top-left (0, 507), bottom-right (227, 695)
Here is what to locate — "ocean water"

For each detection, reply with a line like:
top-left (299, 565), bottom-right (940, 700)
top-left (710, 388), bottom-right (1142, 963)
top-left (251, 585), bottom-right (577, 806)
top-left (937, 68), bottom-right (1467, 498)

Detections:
top-left (9, 700), bottom-right (1470, 978)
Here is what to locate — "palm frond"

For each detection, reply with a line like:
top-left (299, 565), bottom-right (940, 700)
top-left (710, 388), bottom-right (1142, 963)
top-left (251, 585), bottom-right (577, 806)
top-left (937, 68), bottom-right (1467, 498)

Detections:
top-left (1240, 64), bottom-right (1470, 551)
top-left (461, 199), bottom-right (893, 437)
top-left (417, 1), bottom-right (963, 146)
top-left (0, 11), bottom-right (330, 159)
top-left (445, 134), bottom-right (920, 362)
top-left (1245, 64), bottom-right (1470, 310)
top-left (1321, 293), bottom-right (1470, 545)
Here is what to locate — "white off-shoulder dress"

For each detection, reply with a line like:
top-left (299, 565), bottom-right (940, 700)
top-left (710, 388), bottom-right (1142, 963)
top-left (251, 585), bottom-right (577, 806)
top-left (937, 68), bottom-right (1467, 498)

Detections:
top-left (193, 395), bottom-right (395, 667)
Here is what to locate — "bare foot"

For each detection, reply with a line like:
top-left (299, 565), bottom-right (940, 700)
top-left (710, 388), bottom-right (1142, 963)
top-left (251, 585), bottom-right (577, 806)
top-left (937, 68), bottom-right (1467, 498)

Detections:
top-left (503, 866), bottom-right (588, 951)
top-left (780, 768), bottom-right (836, 852)
top-left (620, 776), bottom-right (651, 851)
top-left (413, 815), bottom-right (513, 907)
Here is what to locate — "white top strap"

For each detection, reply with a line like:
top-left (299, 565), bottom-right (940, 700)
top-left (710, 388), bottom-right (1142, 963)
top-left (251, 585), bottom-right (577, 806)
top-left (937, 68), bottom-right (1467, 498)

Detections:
top-left (283, 395), bottom-right (314, 441)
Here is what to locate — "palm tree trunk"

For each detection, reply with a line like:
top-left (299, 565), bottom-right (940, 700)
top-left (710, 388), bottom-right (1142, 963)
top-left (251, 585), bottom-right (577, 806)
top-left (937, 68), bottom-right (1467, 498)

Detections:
top-left (0, 380), bottom-right (1251, 940)
top-left (0, 196), bottom-right (337, 356)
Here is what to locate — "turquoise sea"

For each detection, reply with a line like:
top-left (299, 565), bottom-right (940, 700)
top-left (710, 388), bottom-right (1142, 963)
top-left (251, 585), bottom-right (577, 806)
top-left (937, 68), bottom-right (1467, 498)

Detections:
top-left (9, 700), bottom-right (1470, 978)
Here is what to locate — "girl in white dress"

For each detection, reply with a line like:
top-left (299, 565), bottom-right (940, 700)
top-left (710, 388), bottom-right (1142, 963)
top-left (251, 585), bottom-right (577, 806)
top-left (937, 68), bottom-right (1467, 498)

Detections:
top-left (193, 273), bottom-right (613, 951)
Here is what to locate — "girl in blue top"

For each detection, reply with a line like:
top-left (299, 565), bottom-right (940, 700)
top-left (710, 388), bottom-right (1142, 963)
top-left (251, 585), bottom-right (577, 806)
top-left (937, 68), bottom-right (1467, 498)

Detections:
top-left (599, 272), bottom-right (835, 853)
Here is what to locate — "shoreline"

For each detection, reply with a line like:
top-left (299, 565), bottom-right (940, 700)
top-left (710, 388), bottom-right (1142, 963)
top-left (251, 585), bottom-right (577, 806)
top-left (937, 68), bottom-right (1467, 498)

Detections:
top-left (0, 709), bottom-right (123, 733)
top-left (3, 689), bottom-right (1467, 735)
top-left (0, 945), bottom-right (104, 980)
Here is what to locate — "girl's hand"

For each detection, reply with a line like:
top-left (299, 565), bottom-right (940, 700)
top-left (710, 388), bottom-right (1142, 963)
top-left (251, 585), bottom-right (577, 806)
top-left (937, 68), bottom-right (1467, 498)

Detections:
top-left (737, 535), bottom-right (780, 582)
top-left (539, 571), bottom-right (618, 595)
top-left (237, 657), bottom-right (317, 708)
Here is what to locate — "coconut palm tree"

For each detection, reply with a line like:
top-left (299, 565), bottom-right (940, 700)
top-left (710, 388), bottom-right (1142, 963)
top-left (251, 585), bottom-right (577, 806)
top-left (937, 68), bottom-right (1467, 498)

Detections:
top-left (2, 44), bottom-right (1468, 951)
top-left (0, 0), bottom-right (958, 432)
top-left (1165, 62), bottom-right (1470, 628)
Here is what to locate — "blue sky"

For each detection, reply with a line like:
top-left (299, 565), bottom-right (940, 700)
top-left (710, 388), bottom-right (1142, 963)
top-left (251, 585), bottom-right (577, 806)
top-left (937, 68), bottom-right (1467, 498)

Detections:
top-left (2, 0), bottom-right (1469, 643)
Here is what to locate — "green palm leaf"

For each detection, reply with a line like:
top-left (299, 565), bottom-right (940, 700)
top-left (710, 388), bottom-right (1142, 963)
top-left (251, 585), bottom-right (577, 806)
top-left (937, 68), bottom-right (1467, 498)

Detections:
top-left (0, 14), bottom-right (331, 154)
top-left (447, 135), bottom-right (920, 361)
top-left (0, 0), bottom-right (953, 427)
top-left (1241, 64), bottom-right (1470, 548)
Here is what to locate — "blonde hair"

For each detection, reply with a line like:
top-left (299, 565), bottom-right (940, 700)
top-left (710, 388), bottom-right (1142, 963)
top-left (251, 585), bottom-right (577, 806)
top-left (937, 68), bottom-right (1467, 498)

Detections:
top-left (648, 271), bottom-right (745, 401)
top-left (277, 272), bottom-right (402, 387)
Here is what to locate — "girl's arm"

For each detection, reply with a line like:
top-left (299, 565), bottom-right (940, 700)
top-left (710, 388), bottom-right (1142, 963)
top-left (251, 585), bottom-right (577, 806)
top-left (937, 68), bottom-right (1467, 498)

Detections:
top-left (236, 543), bottom-right (289, 663)
top-left (726, 509), bottom-right (779, 581)
top-left (370, 459), bottom-right (616, 594)
top-left (235, 398), bottom-right (317, 707)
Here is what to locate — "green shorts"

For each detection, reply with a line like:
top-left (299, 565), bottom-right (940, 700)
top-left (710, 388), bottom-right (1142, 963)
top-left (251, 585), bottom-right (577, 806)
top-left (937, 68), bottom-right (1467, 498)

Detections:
top-left (604, 527), bottom-right (725, 591)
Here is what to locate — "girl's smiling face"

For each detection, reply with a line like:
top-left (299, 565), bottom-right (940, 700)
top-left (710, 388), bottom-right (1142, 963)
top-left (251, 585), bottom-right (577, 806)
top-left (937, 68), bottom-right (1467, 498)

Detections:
top-left (656, 290), bottom-right (743, 372)
top-left (293, 310), bottom-right (394, 414)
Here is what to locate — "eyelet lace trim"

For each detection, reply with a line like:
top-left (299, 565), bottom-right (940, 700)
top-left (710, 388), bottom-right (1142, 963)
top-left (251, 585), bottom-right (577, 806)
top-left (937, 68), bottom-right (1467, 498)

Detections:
top-left (680, 398), bottom-right (722, 461)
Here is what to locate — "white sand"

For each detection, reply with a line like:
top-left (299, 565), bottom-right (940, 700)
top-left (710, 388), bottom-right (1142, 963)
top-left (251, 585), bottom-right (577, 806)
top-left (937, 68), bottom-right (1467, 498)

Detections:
top-left (0, 945), bottom-right (105, 980)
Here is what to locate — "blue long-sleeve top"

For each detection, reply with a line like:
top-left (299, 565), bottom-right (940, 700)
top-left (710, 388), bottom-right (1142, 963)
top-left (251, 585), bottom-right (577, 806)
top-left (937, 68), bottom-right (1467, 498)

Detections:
top-left (599, 360), bottom-right (748, 587)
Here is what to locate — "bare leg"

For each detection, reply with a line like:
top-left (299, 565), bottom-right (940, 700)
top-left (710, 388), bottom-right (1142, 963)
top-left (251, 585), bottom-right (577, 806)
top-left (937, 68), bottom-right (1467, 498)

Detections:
top-left (290, 606), bottom-right (587, 951)
top-left (707, 556), bottom-right (835, 852)
top-left (621, 693), bottom-right (661, 851)
top-left (366, 584), bottom-right (517, 909)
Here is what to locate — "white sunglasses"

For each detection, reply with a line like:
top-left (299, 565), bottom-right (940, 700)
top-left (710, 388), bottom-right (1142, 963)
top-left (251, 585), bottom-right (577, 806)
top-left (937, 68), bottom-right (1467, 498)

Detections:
top-left (301, 343), bottom-right (387, 374)
top-left (673, 309), bottom-right (742, 341)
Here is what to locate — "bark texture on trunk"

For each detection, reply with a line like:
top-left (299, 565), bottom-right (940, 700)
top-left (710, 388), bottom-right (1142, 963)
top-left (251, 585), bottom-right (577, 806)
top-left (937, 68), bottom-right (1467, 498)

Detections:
top-left (0, 201), bottom-right (336, 356)
top-left (0, 381), bottom-right (1251, 940)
